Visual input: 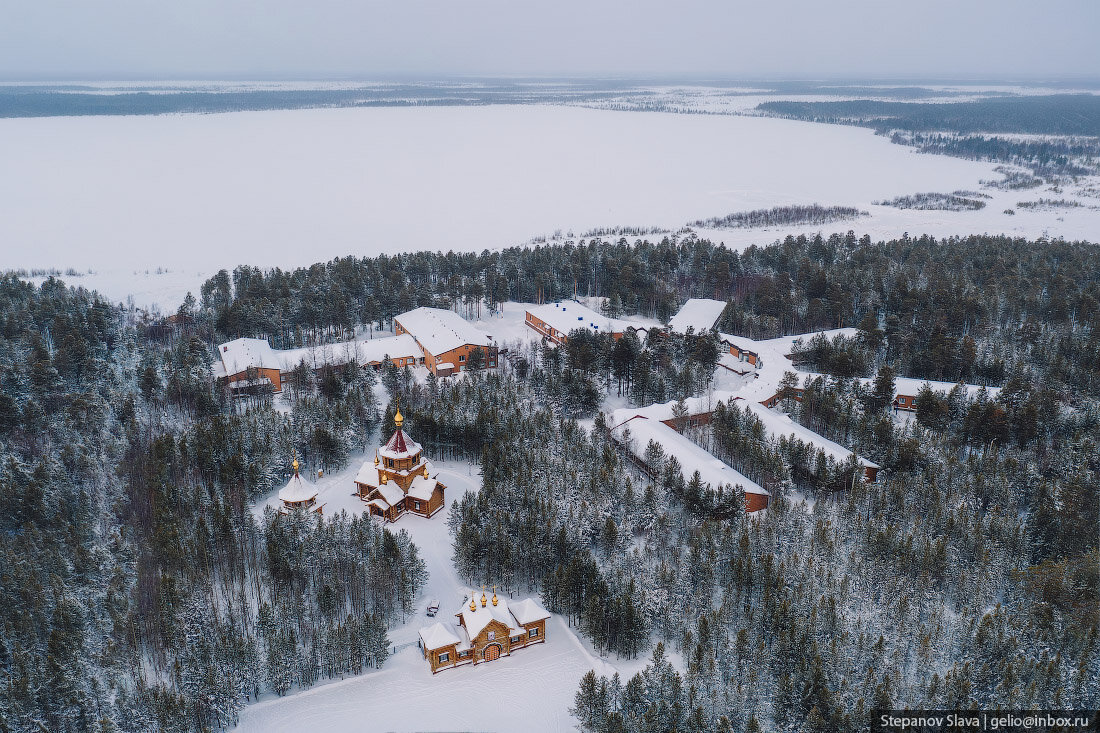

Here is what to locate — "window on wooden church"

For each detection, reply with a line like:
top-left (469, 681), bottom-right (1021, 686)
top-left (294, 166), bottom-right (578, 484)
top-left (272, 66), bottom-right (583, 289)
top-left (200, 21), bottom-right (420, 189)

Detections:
top-left (438, 652), bottom-right (449, 662)
top-left (414, 501), bottom-right (421, 511)
top-left (487, 631), bottom-right (495, 640)
top-left (459, 354), bottom-right (465, 362)
top-left (528, 628), bottom-right (538, 637)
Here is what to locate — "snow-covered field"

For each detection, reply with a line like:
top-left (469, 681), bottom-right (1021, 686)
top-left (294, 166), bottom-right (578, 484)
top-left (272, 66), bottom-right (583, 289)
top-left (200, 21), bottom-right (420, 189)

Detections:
top-left (236, 613), bottom-right (615, 733)
top-left (4, 102), bottom-right (1097, 311)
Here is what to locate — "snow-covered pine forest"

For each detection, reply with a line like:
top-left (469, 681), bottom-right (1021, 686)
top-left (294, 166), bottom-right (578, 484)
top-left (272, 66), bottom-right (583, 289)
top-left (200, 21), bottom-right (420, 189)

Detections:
top-left (0, 231), bottom-right (1097, 731)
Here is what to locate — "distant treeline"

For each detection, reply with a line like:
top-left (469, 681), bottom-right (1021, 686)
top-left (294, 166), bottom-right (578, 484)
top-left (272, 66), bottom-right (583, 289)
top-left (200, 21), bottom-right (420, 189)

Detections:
top-left (756, 94), bottom-right (1100, 136)
top-left (0, 84), bottom-right (626, 118)
top-left (874, 192), bottom-right (987, 211)
top-left (690, 204), bottom-right (866, 230)
top-left (757, 94), bottom-right (1100, 177)
top-left (982, 166), bottom-right (1045, 190)
top-left (1016, 198), bottom-right (1085, 210)
top-left (896, 132), bottom-right (1100, 177)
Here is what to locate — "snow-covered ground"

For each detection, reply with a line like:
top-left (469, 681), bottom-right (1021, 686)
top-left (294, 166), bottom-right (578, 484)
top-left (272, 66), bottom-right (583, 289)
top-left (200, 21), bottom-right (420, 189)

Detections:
top-left (4, 103), bottom-right (1097, 310)
top-left (244, 437), bottom-right (653, 733)
top-left (235, 612), bottom-right (616, 733)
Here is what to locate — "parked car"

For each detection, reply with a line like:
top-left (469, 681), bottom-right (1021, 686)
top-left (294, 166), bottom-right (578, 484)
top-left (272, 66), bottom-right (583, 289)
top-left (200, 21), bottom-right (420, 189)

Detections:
top-left (426, 599), bottom-right (440, 617)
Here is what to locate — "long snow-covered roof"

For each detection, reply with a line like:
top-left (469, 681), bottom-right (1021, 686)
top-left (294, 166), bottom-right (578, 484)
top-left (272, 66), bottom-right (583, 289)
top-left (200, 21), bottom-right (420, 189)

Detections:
top-left (395, 307), bottom-right (492, 356)
top-left (892, 376), bottom-right (1001, 400)
top-left (613, 391), bottom-right (741, 424)
top-left (278, 334), bottom-right (420, 370)
top-left (616, 392), bottom-right (877, 469)
top-left (668, 299), bottom-right (726, 334)
top-left (796, 372), bottom-right (1002, 400)
top-left (741, 401), bottom-right (879, 469)
top-left (610, 414), bottom-right (768, 497)
top-left (526, 301), bottom-right (633, 339)
top-left (756, 327), bottom-right (862, 356)
top-left (219, 334), bottom-right (421, 377)
top-left (718, 332), bottom-right (764, 354)
top-left (218, 337), bottom-right (281, 375)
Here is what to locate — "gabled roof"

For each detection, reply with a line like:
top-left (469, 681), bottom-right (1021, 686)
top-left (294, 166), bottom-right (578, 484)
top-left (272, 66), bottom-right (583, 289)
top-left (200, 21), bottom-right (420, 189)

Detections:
top-left (718, 332), bottom-right (763, 355)
top-left (741, 401), bottom-right (880, 470)
top-left (277, 334), bottom-right (420, 371)
top-left (407, 475), bottom-right (438, 501)
top-left (419, 622), bottom-right (461, 651)
top-left (372, 483), bottom-right (405, 507)
top-left (510, 598), bottom-right (551, 626)
top-left (610, 414), bottom-right (768, 499)
top-left (668, 299), bottom-right (726, 334)
top-left (796, 372), bottom-right (1002, 401)
top-left (756, 327), bottom-right (861, 357)
top-left (354, 463), bottom-right (380, 486)
top-left (218, 337), bottom-right (281, 375)
top-left (395, 307), bottom-right (492, 357)
top-left (459, 591), bottom-right (522, 640)
top-left (526, 301), bottom-right (632, 338)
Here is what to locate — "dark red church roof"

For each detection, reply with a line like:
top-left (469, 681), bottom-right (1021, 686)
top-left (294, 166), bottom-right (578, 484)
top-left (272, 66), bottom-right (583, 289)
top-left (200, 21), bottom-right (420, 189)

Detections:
top-left (386, 429), bottom-right (409, 454)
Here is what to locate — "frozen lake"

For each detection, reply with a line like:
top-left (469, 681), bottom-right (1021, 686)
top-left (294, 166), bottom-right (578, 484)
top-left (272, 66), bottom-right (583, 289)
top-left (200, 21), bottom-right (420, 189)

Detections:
top-left (1, 103), bottom-right (1096, 310)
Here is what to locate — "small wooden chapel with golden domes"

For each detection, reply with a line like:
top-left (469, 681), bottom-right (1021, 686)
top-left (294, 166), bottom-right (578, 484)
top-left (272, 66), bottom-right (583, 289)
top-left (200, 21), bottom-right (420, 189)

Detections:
top-left (354, 403), bottom-right (446, 522)
top-left (278, 457), bottom-right (322, 515)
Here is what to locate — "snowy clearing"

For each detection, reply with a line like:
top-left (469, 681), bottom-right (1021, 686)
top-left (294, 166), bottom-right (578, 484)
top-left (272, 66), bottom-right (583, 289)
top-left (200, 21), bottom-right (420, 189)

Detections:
top-left (235, 613), bottom-right (616, 733)
top-left (243, 443), bottom-right (652, 733)
top-left (4, 103), bottom-right (1097, 310)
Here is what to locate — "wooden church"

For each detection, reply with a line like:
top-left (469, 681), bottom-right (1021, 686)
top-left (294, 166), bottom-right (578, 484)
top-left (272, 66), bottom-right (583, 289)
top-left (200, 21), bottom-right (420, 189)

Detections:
top-left (418, 589), bottom-right (551, 673)
top-left (354, 404), bottom-right (446, 522)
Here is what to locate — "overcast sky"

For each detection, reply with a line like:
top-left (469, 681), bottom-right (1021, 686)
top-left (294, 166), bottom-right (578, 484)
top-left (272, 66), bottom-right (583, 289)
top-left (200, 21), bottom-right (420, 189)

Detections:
top-left (3, 0), bottom-right (1098, 80)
